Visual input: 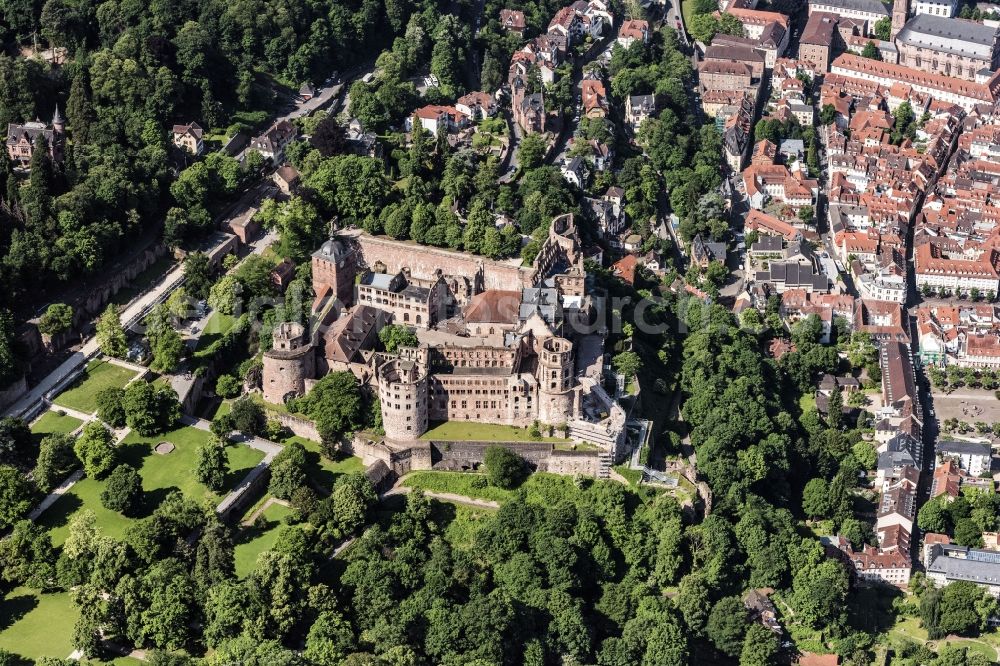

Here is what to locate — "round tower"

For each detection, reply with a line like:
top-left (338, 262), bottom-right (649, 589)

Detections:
top-left (537, 336), bottom-right (575, 424)
top-left (262, 322), bottom-right (315, 405)
top-left (378, 354), bottom-right (429, 442)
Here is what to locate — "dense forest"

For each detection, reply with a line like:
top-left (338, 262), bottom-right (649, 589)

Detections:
top-left (0, 0), bottom-right (475, 311)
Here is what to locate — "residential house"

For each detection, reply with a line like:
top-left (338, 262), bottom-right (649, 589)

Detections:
top-left (691, 234), bottom-right (727, 268)
top-left (456, 92), bottom-right (498, 121)
top-left (744, 590), bottom-right (782, 634)
top-left (500, 9), bottom-right (527, 37)
top-left (272, 164), bottom-right (301, 195)
top-left (172, 121), bottom-right (204, 155)
top-left (250, 120), bottom-right (297, 163)
top-left (409, 105), bottom-right (468, 137)
top-left (512, 79), bottom-right (548, 134)
top-left (824, 534), bottom-right (913, 587)
top-left (617, 19), bottom-right (649, 48)
top-left (582, 79), bottom-right (609, 118)
top-left (625, 94), bottom-right (656, 132)
top-left (561, 157), bottom-right (587, 188)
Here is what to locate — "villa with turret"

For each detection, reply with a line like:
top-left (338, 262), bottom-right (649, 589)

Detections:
top-left (5, 105), bottom-right (65, 167)
top-left (262, 214), bottom-right (631, 478)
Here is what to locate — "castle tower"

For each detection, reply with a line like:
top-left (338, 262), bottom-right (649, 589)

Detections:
top-left (536, 336), bottom-right (576, 424)
top-left (311, 237), bottom-right (357, 311)
top-left (262, 322), bottom-right (315, 405)
top-left (52, 105), bottom-right (64, 134)
top-left (378, 347), bottom-right (429, 442)
top-left (891, 0), bottom-right (908, 41)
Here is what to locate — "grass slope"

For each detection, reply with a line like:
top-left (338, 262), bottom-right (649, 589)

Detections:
top-left (234, 502), bottom-right (294, 578)
top-left (52, 360), bottom-right (138, 414)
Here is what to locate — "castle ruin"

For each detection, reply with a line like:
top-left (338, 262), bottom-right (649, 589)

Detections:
top-left (262, 214), bottom-right (630, 477)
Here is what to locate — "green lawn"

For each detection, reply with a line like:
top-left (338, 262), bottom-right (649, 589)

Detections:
top-left (287, 436), bottom-right (364, 491)
top-left (614, 465), bottom-right (643, 486)
top-left (419, 420), bottom-right (569, 443)
top-left (439, 502), bottom-right (495, 549)
top-left (52, 360), bottom-right (139, 414)
top-left (0, 587), bottom-right (78, 661)
top-left (195, 312), bottom-right (238, 352)
top-left (680, 0), bottom-right (696, 34)
top-left (234, 501), bottom-right (294, 578)
top-left (403, 471), bottom-right (584, 505)
top-left (30, 411), bottom-right (83, 440)
top-left (212, 399), bottom-right (232, 420)
top-left (38, 426), bottom-right (265, 546)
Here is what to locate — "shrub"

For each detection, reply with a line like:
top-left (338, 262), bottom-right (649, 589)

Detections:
top-left (484, 446), bottom-right (526, 489)
top-left (100, 465), bottom-right (144, 516)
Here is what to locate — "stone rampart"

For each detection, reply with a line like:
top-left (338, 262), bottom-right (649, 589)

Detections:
top-left (348, 232), bottom-right (531, 292)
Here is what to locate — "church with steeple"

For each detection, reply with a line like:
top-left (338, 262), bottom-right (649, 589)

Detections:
top-left (890, 0), bottom-right (1000, 80)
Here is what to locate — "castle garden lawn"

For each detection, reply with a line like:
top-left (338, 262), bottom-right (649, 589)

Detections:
top-left (419, 420), bottom-right (569, 443)
top-left (234, 501), bottom-right (294, 578)
top-left (38, 425), bottom-right (265, 546)
top-left (30, 410), bottom-right (83, 441)
top-left (194, 311), bottom-right (237, 352)
top-left (0, 587), bottom-right (78, 661)
top-left (52, 359), bottom-right (139, 414)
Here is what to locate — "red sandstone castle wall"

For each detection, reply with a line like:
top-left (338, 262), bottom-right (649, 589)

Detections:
top-left (351, 233), bottom-right (531, 292)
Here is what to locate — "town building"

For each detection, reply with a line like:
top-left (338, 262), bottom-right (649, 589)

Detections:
top-left (800, 11), bottom-right (844, 73)
top-left (914, 240), bottom-right (1000, 295)
top-left (937, 439), bottom-right (992, 477)
top-left (830, 53), bottom-right (1000, 111)
top-left (926, 543), bottom-right (1000, 597)
top-left (895, 14), bottom-right (1000, 80)
top-left (912, 0), bottom-right (958, 17)
top-left (807, 0), bottom-right (889, 35)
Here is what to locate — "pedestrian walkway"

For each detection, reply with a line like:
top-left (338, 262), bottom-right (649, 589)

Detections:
top-left (180, 414), bottom-right (283, 461)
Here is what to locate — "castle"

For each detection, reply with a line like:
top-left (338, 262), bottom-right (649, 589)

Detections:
top-left (262, 214), bottom-right (630, 477)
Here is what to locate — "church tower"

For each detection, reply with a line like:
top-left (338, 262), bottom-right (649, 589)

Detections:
top-left (891, 0), bottom-right (908, 41)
